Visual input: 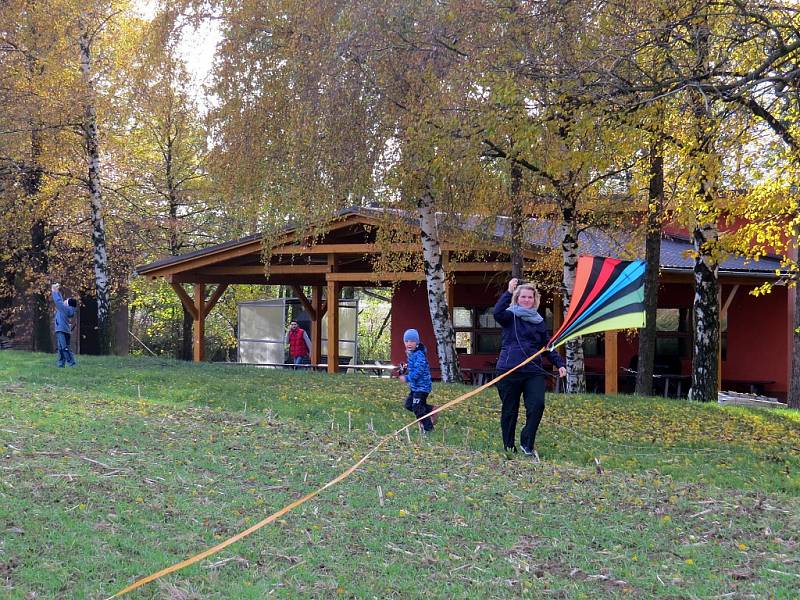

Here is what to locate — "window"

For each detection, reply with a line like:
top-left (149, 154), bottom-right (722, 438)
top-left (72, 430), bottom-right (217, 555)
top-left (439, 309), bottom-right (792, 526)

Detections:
top-left (453, 307), bottom-right (501, 355)
top-left (582, 334), bottom-right (604, 357)
top-left (655, 308), bottom-right (691, 358)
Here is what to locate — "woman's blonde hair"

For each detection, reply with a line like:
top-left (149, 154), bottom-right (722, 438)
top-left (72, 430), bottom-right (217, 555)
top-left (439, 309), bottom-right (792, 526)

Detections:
top-left (511, 283), bottom-right (540, 307)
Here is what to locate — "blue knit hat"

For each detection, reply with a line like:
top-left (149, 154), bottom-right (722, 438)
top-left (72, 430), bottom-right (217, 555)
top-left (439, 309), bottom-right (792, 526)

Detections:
top-left (403, 328), bottom-right (420, 343)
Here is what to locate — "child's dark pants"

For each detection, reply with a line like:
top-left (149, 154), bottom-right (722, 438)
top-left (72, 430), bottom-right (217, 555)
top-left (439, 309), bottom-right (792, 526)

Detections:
top-left (404, 391), bottom-right (434, 432)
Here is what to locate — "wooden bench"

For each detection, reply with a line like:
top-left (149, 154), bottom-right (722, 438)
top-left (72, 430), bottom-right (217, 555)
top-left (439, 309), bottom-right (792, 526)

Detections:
top-left (722, 379), bottom-right (776, 395)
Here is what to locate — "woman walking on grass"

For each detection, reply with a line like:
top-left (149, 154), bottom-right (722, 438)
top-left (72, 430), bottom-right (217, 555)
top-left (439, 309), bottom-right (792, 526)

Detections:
top-left (493, 278), bottom-right (566, 458)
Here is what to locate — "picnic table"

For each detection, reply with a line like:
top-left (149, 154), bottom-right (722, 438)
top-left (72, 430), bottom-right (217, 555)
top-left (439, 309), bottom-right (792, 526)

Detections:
top-left (226, 362), bottom-right (399, 376)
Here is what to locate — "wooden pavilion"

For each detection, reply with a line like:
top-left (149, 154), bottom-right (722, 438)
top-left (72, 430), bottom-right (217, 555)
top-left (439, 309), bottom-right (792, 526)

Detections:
top-left (135, 208), bottom-right (550, 373)
top-left (136, 207), bottom-right (790, 397)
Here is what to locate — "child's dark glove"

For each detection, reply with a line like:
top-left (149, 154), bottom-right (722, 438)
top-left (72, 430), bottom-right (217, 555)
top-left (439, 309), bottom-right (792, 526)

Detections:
top-left (396, 363), bottom-right (408, 376)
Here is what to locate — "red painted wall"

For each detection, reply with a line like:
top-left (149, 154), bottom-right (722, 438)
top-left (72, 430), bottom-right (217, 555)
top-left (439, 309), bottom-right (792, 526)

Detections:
top-left (391, 281), bottom-right (560, 374)
top-left (391, 282), bottom-right (507, 372)
top-left (392, 279), bottom-right (790, 397)
top-left (724, 284), bottom-right (788, 396)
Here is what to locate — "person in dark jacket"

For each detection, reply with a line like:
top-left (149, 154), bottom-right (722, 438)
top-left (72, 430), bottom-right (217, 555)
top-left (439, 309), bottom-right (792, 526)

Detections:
top-left (399, 328), bottom-right (435, 433)
top-left (51, 283), bottom-right (77, 368)
top-left (493, 278), bottom-right (566, 457)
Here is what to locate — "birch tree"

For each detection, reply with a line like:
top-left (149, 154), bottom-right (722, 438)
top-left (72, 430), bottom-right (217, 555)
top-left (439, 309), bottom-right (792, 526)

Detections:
top-left (469, 0), bottom-right (643, 392)
top-left (112, 11), bottom-right (216, 359)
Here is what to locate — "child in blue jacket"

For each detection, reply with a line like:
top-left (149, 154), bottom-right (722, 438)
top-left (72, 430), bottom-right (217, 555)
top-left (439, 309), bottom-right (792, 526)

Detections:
top-left (399, 328), bottom-right (435, 433)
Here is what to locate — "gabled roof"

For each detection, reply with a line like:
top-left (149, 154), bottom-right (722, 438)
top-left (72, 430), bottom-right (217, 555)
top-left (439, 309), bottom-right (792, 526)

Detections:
top-left (136, 206), bottom-right (785, 280)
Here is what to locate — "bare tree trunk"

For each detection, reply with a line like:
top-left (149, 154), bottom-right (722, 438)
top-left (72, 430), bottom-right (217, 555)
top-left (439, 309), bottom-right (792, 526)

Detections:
top-left (509, 163), bottom-right (524, 280)
top-left (561, 204), bottom-right (585, 392)
top-left (181, 306), bottom-right (193, 360)
top-left (29, 218), bottom-right (51, 352)
top-left (80, 17), bottom-right (111, 355)
top-left (636, 143), bottom-right (664, 396)
top-left (417, 190), bottom-right (461, 383)
top-left (789, 275), bottom-right (800, 409)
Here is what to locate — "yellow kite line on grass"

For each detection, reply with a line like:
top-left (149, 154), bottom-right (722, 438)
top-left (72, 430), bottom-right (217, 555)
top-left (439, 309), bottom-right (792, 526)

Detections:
top-left (107, 255), bottom-right (646, 598)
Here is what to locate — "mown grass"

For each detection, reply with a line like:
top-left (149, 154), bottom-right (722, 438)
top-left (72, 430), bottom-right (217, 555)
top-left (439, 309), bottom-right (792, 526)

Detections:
top-left (1, 350), bottom-right (798, 599)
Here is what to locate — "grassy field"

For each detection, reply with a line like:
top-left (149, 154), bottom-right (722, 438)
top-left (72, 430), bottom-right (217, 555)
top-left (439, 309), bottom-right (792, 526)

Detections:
top-left (1, 350), bottom-right (799, 599)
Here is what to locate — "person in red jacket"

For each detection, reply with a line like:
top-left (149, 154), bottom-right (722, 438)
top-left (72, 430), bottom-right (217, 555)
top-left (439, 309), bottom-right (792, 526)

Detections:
top-left (285, 321), bottom-right (312, 366)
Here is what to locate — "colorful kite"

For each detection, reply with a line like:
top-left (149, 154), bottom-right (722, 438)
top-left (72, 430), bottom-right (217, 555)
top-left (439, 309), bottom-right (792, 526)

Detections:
top-left (548, 256), bottom-right (647, 350)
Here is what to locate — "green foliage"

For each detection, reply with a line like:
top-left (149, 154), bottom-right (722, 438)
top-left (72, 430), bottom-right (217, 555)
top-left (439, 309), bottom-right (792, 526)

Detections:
top-left (129, 279), bottom-right (277, 360)
top-left (1, 352), bottom-right (799, 598)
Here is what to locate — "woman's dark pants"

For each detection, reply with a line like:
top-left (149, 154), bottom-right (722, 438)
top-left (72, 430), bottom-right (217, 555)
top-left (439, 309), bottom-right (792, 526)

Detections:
top-left (496, 372), bottom-right (545, 450)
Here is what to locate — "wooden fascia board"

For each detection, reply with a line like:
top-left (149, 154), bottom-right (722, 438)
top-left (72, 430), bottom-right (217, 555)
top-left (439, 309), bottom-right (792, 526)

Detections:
top-left (143, 240), bottom-right (263, 279)
top-left (270, 214), bottom-right (385, 248)
top-left (449, 262), bottom-right (513, 272)
top-left (659, 270), bottom-right (780, 285)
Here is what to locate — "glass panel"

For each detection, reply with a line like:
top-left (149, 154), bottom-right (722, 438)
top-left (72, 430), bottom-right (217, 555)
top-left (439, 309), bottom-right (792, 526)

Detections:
top-left (321, 300), bottom-right (359, 360)
top-left (582, 334), bottom-right (603, 357)
top-left (455, 331), bottom-right (472, 354)
top-left (656, 308), bottom-right (680, 332)
top-left (655, 337), bottom-right (680, 356)
top-left (238, 340), bottom-right (284, 364)
top-left (453, 307), bottom-right (472, 328)
top-left (477, 308), bottom-right (499, 329)
top-left (239, 302), bottom-right (285, 341)
top-left (544, 307), bottom-right (553, 331)
top-left (476, 333), bottom-right (501, 354)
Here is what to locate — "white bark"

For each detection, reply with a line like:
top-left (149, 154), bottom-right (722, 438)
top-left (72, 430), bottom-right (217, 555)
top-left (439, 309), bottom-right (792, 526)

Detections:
top-left (80, 17), bottom-right (111, 353)
top-left (561, 215), bottom-right (585, 393)
top-left (690, 221), bottom-right (720, 401)
top-left (417, 191), bottom-right (460, 383)
top-left (687, 15), bottom-right (720, 402)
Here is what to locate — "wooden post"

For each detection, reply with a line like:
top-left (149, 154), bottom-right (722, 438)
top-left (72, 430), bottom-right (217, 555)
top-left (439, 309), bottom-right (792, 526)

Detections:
top-left (311, 285), bottom-right (323, 365)
top-left (443, 252), bottom-right (454, 317)
top-left (604, 329), bottom-right (618, 394)
top-left (326, 254), bottom-right (339, 373)
top-left (719, 285), bottom-right (737, 392)
top-left (326, 279), bottom-right (339, 373)
top-left (446, 280), bottom-right (454, 318)
top-left (552, 293), bottom-right (563, 332)
top-left (193, 283), bottom-right (206, 362)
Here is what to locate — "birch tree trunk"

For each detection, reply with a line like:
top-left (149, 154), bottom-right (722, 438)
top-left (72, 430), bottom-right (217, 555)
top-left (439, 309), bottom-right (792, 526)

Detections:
top-left (635, 143), bottom-right (664, 396)
top-left (688, 13), bottom-right (720, 402)
top-left (417, 190), bottom-right (461, 383)
top-left (79, 17), bottom-right (111, 355)
top-left (509, 163), bottom-right (524, 280)
top-left (690, 220), bottom-right (720, 401)
top-left (561, 203), bottom-right (585, 392)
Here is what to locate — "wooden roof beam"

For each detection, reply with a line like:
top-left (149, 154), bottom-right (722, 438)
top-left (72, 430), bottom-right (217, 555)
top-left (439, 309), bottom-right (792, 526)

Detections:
top-left (202, 284), bottom-right (229, 319)
top-left (326, 272), bottom-right (426, 282)
top-left (290, 285), bottom-right (317, 320)
top-left (169, 282), bottom-right (198, 320)
top-left (200, 264), bottom-right (331, 276)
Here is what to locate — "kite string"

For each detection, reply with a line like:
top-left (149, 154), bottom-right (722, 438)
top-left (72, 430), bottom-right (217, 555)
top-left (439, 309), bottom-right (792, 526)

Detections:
top-left (105, 348), bottom-right (547, 599)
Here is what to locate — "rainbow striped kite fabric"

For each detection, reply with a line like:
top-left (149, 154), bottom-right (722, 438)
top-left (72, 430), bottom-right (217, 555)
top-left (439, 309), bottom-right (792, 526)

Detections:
top-left (548, 256), bottom-right (646, 351)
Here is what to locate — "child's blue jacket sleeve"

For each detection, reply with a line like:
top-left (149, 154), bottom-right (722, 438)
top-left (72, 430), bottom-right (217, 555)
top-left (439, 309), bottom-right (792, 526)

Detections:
top-left (406, 349), bottom-right (432, 393)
